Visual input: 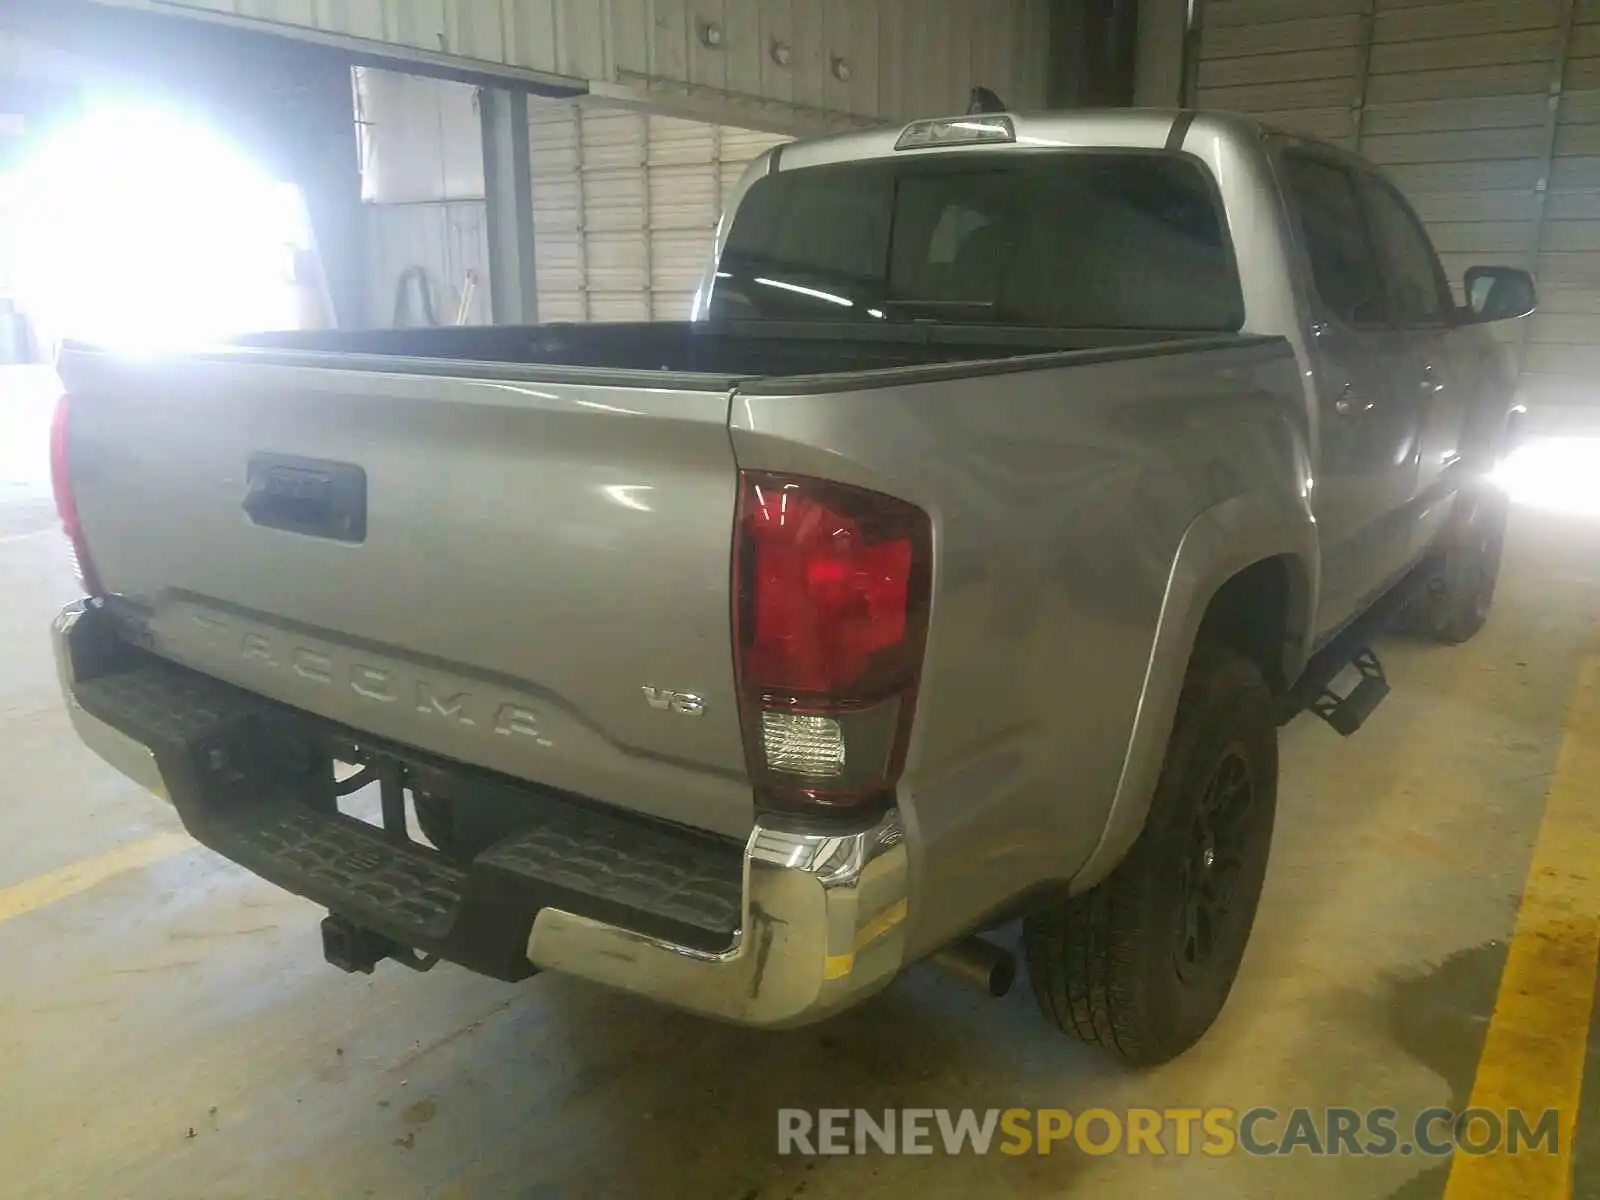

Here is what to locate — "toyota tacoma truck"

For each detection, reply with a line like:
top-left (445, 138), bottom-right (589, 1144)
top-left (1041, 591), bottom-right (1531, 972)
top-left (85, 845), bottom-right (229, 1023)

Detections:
top-left (51, 109), bottom-right (1535, 1066)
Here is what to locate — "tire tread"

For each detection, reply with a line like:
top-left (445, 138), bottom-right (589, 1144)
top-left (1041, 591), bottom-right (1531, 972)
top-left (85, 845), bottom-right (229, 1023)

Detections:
top-left (1024, 645), bottom-right (1276, 1066)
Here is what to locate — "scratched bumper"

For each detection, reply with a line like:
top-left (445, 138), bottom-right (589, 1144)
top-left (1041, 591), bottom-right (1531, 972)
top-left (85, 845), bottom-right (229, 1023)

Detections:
top-left (526, 813), bottom-right (909, 1028)
top-left (53, 598), bottom-right (909, 1028)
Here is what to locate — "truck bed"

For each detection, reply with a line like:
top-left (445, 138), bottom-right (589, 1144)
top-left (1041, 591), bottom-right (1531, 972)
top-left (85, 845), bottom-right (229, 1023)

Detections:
top-left (227, 319), bottom-right (1236, 384)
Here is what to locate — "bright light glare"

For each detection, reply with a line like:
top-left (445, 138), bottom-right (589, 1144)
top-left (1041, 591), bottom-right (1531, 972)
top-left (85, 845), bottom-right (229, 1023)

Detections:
top-left (754, 276), bottom-right (853, 307)
top-left (6, 105), bottom-right (303, 351)
top-left (1492, 437), bottom-right (1600, 517)
top-left (602, 484), bottom-right (654, 512)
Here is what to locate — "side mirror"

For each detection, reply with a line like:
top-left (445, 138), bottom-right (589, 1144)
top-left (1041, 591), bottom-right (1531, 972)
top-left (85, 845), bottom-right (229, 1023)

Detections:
top-left (1464, 266), bottom-right (1537, 323)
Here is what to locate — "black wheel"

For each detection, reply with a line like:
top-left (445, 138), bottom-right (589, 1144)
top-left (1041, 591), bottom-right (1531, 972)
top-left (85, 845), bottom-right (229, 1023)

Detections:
top-left (1401, 482), bottom-right (1509, 645)
top-left (1023, 645), bottom-right (1278, 1067)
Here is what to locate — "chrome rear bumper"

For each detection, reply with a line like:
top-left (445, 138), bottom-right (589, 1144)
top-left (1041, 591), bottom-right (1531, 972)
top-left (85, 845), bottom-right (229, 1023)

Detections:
top-left (527, 817), bottom-right (907, 1026)
top-left (53, 602), bottom-right (167, 799)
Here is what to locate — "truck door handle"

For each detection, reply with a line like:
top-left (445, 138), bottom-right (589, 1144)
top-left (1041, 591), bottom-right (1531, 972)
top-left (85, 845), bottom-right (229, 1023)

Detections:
top-left (1333, 383), bottom-right (1355, 416)
top-left (243, 453), bottom-right (368, 543)
top-left (1419, 364), bottom-right (1442, 394)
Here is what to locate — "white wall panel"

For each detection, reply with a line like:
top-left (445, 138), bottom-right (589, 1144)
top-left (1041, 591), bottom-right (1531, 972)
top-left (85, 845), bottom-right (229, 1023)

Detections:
top-left (356, 67), bottom-right (484, 203)
top-left (1362, 95), bottom-right (1551, 136)
top-left (91, 0), bottom-right (1050, 128)
top-left (1205, 0), bottom-right (1365, 25)
top-left (1527, 2), bottom-right (1600, 408)
top-left (313, 0), bottom-right (389, 40)
top-left (360, 72), bottom-right (787, 324)
top-left (1203, 14), bottom-right (1366, 59)
top-left (651, 0), bottom-right (695, 86)
top-left (790, 0), bottom-right (828, 111)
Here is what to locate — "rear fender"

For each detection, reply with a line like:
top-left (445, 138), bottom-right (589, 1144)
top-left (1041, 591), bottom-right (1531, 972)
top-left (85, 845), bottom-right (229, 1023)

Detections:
top-left (1067, 491), bottom-right (1316, 894)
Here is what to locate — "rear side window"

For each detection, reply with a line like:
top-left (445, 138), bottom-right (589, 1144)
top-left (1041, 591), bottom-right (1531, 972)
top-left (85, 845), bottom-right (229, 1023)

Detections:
top-left (1357, 174), bottom-right (1453, 328)
top-left (1281, 153), bottom-right (1385, 328)
top-left (716, 163), bottom-right (894, 285)
top-left (709, 151), bottom-right (1244, 331)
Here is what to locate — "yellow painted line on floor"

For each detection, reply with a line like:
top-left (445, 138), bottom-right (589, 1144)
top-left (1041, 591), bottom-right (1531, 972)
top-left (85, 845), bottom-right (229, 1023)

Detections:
top-left (1444, 649), bottom-right (1600, 1200)
top-left (0, 831), bottom-right (193, 925)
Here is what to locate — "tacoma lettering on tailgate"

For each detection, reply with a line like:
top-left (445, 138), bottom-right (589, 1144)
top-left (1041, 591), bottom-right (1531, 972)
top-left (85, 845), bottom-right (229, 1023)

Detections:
top-left (182, 609), bottom-right (546, 742)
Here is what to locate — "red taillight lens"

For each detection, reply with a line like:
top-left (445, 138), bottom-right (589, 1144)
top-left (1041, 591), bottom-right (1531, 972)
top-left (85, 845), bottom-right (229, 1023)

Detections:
top-left (50, 394), bottom-right (103, 597)
top-left (734, 471), bottom-right (931, 810)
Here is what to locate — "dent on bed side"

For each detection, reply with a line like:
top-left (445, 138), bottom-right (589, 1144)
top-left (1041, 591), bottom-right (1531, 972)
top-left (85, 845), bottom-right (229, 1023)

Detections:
top-left (1066, 490), bottom-right (1317, 895)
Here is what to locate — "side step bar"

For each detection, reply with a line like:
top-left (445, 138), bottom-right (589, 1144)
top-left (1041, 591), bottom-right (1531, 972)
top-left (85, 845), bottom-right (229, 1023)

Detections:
top-left (1309, 648), bottom-right (1389, 737)
top-left (1279, 560), bottom-right (1431, 736)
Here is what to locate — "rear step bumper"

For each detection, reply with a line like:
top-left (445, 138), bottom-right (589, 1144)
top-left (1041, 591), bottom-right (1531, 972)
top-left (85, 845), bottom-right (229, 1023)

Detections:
top-left (53, 600), bottom-right (909, 1028)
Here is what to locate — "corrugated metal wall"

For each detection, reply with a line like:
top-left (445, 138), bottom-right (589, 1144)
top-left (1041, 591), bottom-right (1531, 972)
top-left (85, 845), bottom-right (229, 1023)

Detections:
top-left (361, 79), bottom-right (789, 326)
top-left (1539, 0), bottom-right (1600, 406)
top-left (90, 0), bottom-right (1051, 127)
top-left (529, 105), bottom-right (787, 319)
top-left (1197, 0), bottom-right (1600, 411)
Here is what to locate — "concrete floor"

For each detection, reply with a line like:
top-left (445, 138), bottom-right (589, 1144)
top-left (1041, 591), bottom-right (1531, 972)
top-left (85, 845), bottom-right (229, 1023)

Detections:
top-left (4, 361), bottom-right (1600, 1198)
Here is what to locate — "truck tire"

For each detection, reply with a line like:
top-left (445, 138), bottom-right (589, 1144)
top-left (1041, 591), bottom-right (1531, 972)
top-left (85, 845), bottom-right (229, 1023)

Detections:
top-left (1023, 645), bottom-right (1278, 1067)
top-left (1400, 481), bottom-right (1509, 646)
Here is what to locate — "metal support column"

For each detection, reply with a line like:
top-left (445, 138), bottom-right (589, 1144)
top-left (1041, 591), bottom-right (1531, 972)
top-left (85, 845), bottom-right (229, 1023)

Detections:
top-left (1520, 0), bottom-right (1578, 370)
top-left (1134, 0), bottom-right (1188, 108)
top-left (575, 108), bottom-right (592, 321)
top-left (1349, 0), bottom-right (1378, 153)
top-left (479, 86), bottom-right (538, 325)
top-left (1179, 0), bottom-right (1208, 108)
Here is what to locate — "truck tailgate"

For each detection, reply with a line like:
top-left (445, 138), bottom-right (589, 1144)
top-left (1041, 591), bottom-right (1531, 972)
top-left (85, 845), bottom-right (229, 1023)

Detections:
top-left (59, 350), bottom-right (753, 839)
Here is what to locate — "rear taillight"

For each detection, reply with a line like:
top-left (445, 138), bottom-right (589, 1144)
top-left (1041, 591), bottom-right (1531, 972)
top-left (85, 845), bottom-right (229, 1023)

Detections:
top-left (50, 394), bottom-right (103, 596)
top-left (733, 471), bottom-right (932, 812)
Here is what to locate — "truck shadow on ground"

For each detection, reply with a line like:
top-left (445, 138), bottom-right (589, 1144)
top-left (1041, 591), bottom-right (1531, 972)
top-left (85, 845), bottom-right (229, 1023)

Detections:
top-left (416, 943), bottom-right (1120, 1199)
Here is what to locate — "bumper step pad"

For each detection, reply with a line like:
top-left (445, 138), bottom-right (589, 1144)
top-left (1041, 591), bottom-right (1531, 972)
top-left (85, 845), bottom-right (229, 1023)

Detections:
top-left (73, 655), bottom-right (744, 979)
top-left (232, 805), bottom-right (467, 937)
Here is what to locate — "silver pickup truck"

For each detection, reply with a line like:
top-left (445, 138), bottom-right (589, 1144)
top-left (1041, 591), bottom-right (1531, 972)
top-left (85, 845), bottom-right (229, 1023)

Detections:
top-left (52, 108), bottom-right (1535, 1066)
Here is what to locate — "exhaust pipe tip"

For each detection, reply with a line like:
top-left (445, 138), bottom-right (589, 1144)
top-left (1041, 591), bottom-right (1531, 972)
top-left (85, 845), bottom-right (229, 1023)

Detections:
top-left (928, 935), bottom-right (1016, 998)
